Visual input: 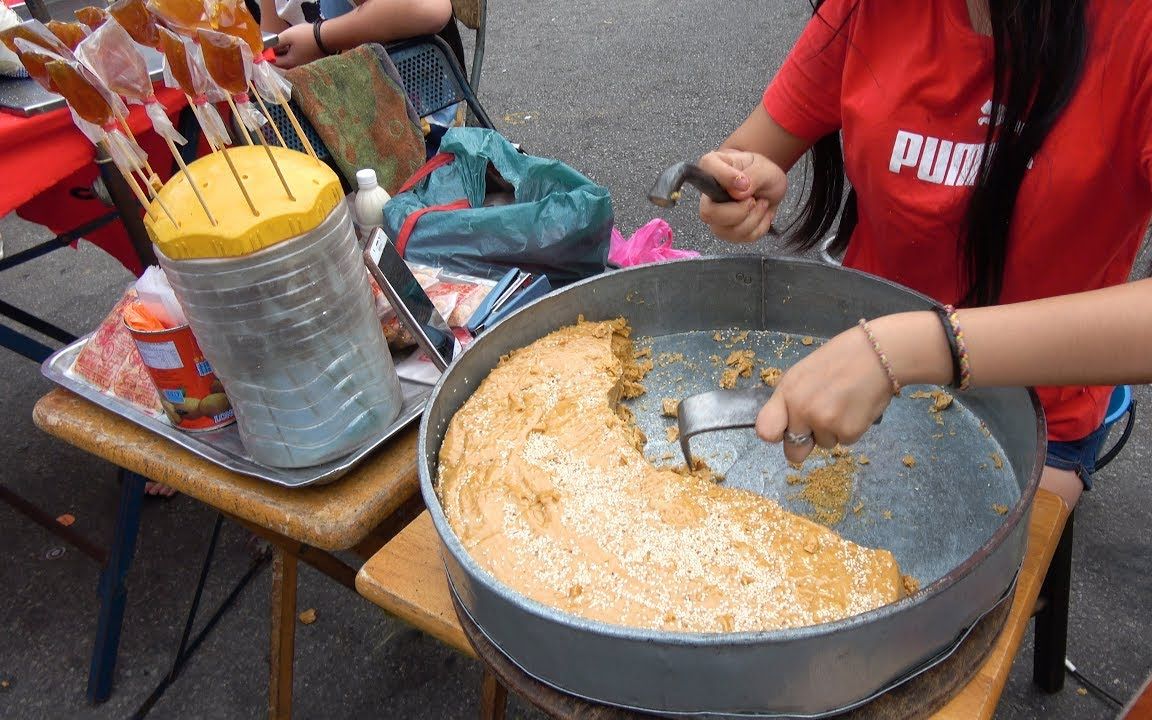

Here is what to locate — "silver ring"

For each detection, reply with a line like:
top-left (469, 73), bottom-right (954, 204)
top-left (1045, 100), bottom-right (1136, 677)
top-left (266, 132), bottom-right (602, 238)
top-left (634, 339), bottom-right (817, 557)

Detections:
top-left (785, 431), bottom-right (812, 446)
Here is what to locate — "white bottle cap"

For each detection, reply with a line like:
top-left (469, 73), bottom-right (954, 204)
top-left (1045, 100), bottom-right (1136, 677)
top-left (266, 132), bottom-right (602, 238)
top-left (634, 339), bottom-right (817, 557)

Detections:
top-left (356, 168), bottom-right (379, 191)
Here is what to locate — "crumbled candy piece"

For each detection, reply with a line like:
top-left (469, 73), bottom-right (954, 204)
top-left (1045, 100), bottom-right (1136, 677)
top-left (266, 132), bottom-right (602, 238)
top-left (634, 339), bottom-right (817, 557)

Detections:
top-left (298, 608), bottom-right (317, 625)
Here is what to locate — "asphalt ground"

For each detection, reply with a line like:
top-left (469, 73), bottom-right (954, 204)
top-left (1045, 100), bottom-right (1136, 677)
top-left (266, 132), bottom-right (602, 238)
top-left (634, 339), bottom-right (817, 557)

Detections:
top-left (1, 0), bottom-right (1149, 717)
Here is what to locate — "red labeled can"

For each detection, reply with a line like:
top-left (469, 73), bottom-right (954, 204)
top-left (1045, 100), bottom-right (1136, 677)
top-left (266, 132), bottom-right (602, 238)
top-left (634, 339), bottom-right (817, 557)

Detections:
top-left (124, 320), bottom-right (236, 431)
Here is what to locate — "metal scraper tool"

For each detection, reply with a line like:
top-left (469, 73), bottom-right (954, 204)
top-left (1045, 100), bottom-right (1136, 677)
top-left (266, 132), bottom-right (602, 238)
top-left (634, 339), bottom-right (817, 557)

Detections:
top-left (676, 387), bottom-right (883, 466)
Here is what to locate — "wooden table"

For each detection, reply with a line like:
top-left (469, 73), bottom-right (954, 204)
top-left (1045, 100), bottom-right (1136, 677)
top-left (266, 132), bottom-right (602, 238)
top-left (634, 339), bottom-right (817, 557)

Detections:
top-left (34, 388), bottom-right (426, 719)
top-left (357, 490), bottom-right (1071, 720)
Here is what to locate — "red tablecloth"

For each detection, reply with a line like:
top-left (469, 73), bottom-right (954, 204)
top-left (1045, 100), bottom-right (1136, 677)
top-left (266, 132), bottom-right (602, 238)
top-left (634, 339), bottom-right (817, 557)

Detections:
top-left (1, 86), bottom-right (191, 275)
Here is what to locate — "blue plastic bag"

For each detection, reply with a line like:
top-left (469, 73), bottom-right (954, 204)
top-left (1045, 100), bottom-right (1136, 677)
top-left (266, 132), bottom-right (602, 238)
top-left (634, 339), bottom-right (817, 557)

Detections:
top-left (382, 128), bottom-right (613, 285)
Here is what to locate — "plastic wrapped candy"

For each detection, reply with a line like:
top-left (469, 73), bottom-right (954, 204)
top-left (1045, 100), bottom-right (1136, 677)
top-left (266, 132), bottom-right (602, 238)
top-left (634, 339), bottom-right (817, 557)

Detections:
top-left (75, 7), bottom-right (112, 31)
top-left (1, 19), bottom-right (74, 58)
top-left (46, 20), bottom-right (90, 51)
top-left (147, 0), bottom-right (212, 36)
top-left (197, 28), bottom-right (264, 133)
top-left (211, 0), bottom-right (291, 102)
top-left (10, 36), bottom-right (67, 91)
top-left (157, 26), bottom-right (231, 149)
top-left (77, 21), bottom-right (187, 146)
top-left (43, 57), bottom-right (149, 175)
top-left (108, 0), bottom-right (161, 48)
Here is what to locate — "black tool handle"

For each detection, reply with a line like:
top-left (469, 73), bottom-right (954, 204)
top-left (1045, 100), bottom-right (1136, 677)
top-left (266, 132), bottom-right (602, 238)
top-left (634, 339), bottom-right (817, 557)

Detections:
top-left (648, 162), bottom-right (735, 208)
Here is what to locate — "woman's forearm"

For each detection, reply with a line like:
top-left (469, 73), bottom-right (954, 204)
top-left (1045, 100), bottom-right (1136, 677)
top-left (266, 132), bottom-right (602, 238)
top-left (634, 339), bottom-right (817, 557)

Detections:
top-left (322, 0), bottom-right (452, 51)
top-left (874, 278), bottom-right (1152, 389)
top-left (720, 104), bottom-right (811, 173)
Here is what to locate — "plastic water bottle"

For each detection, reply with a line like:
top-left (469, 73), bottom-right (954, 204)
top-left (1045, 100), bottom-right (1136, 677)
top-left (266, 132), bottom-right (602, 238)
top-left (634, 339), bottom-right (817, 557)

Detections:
top-left (352, 168), bottom-right (392, 246)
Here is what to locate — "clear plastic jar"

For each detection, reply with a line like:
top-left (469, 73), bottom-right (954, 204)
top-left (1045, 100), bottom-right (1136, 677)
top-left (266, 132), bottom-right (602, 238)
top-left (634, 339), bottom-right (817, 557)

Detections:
top-left (158, 200), bottom-right (403, 468)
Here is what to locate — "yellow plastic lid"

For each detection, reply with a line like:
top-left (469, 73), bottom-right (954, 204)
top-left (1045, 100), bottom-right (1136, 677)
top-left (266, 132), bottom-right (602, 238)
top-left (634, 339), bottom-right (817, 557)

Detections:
top-left (145, 146), bottom-right (344, 260)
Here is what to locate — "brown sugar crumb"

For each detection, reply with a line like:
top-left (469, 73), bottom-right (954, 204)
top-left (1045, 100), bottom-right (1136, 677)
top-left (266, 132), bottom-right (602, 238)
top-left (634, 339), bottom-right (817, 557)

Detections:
top-left (656, 352), bottom-right (684, 367)
top-left (992, 503), bottom-right (1009, 516)
top-left (785, 454), bottom-right (857, 526)
top-left (709, 354), bottom-right (723, 365)
top-left (719, 350), bottom-right (756, 389)
top-left (882, 510), bottom-right (893, 520)
top-left (760, 366), bottom-right (783, 387)
top-left (666, 425), bottom-right (679, 442)
top-left (568, 584), bottom-right (584, 598)
top-left (801, 336), bottom-right (815, 346)
top-left (902, 575), bottom-right (921, 595)
top-left (730, 330), bottom-right (750, 345)
top-left (857, 455), bottom-right (871, 465)
top-left (932, 391), bottom-right (954, 412)
top-left (1076, 688), bottom-right (1088, 697)
top-left (980, 422), bottom-right (992, 437)
top-left (990, 452), bottom-right (1004, 470)
top-left (902, 454), bottom-right (916, 468)
top-left (712, 331), bottom-right (724, 342)
top-left (852, 501), bottom-right (865, 515)
top-left (672, 458), bottom-right (723, 484)
top-left (830, 444), bottom-right (851, 457)
top-left (932, 433), bottom-right (945, 440)
top-left (635, 347), bottom-right (652, 359)
top-left (661, 398), bottom-right (679, 418)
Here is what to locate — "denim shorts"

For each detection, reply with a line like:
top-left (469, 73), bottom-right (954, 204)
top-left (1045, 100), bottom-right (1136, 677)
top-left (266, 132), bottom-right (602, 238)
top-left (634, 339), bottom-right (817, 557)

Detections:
top-left (1045, 422), bottom-right (1111, 490)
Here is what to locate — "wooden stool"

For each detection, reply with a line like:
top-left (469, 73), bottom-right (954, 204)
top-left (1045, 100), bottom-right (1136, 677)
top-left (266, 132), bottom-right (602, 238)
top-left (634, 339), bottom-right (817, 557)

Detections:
top-left (358, 491), bottom-right (1070, 720)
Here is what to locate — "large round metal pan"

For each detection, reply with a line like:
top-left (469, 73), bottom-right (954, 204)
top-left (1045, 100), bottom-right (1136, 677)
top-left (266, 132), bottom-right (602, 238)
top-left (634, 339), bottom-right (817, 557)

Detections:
top-left (418, 256), bottom-right (1044, 718)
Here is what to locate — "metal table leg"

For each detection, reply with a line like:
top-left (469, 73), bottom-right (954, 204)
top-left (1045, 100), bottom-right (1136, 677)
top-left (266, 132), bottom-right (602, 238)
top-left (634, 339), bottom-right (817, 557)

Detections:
top-left (88, 469), bottom-right (146, 703)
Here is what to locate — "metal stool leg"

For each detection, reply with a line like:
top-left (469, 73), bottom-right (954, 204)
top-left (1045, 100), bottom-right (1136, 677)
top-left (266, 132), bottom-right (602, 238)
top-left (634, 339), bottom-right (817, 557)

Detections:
top-left (87, 469), bottom-right (146, 703)
top-left (1034, 509), bottom-right (1074, 693)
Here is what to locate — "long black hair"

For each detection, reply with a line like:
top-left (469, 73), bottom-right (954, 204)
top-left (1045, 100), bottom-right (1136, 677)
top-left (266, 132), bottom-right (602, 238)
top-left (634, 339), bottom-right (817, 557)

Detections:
top-left (787, 0), bottom-right (1090, 306)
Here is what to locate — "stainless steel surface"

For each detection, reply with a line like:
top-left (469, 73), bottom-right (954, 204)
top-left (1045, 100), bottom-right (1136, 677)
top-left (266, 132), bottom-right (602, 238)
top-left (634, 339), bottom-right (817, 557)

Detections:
top-left (42, 336), bottom-right (431, 488)
top-left (676, 387), bottom-right (773, 466)
top-left (418, 256), bottom-right (1045, 717)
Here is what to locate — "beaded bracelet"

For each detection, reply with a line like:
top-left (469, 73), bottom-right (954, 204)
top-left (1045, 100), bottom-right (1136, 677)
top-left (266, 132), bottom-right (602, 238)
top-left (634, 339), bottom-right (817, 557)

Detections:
top-left (857, 319), bottom-right (902, 396)
top-left (941, 304), bottom-right (972, 391)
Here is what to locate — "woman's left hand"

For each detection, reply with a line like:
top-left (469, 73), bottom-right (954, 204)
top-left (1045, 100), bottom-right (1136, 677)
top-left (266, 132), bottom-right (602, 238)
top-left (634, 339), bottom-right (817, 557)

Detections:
top-left (272, 23), bottom-right (324, 69)
top-left (755, 325), bottom-right (896, 464)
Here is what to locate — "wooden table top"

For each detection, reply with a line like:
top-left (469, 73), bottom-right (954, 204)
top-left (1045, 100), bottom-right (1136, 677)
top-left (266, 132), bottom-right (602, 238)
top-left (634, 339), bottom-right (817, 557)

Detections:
top-left (358, 490), bottom-right (1070, 720)
top-left (33, 389), bottom-right (421, 551)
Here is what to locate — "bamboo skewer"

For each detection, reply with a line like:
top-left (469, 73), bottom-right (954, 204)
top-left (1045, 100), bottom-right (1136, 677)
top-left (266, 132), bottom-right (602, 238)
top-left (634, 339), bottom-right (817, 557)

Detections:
top-left (162, 135), bottom-right (217, 225)
top-left (224, 95), bottom-right (254, 146)
top-left (106, 132), bottom-right (179, 226)
top-left (101, 139), bottom-right (161, 223)
top-left (111, 106), bottom-right (163, 191)
top-left (250, 120), bottom-right (295, 201)
top-left (249, 82), bottom-right (290, 149)
top-left (218, 146), bottom-right (260, 216)
top-left (268, 85), bottom-right (317, 160)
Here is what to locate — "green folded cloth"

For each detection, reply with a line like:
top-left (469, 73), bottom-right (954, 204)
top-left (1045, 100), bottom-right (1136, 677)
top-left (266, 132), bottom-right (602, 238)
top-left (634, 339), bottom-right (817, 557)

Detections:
top-left (286, 44), bottom-right (426, 194)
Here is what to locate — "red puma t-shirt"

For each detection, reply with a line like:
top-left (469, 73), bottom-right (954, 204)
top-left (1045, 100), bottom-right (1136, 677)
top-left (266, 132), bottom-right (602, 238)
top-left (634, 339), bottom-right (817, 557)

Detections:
top-left (763, 0), bottom-right (1152, 441)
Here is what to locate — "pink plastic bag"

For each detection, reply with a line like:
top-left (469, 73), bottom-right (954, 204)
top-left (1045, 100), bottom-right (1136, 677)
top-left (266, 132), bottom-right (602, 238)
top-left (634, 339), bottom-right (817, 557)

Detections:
top-left (609, 219), bottom-right (699, 267)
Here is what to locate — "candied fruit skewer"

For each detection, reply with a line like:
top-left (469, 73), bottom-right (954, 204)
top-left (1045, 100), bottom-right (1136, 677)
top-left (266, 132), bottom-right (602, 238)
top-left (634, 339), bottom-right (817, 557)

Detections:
top-left (77, 21), bottom-right (217, 224)
top-left (198, 28), bottom-right (294, 200)
top-left (45, 59), bottom-right (180, 227)
top-left (75, 6), bottom-right (111, 31)
top-left (45, 21), bottom-right (90, 51)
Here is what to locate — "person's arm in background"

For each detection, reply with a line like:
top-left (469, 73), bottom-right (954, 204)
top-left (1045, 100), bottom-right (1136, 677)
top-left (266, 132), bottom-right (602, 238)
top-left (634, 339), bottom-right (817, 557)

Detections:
top-left (757, 278), bottom-right (1152, 463)
top-left (260, 0), bottom-right (291, 32)
top-left (270, 0), bottom-right (452, 68)
top-left (696, 106), bottom-right (812, 244)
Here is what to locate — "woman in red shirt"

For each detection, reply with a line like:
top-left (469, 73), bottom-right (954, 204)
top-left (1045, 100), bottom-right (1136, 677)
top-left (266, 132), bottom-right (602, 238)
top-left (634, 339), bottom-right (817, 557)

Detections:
top-left (698, 0), bottom-right (1152, 508)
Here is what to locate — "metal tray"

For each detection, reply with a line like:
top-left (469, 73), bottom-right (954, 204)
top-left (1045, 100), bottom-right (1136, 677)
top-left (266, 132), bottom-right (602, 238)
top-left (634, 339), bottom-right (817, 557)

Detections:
top-left (418, 256), bottom-right (1045, 718)
top-left (42, 335), bottom-right (430, 487)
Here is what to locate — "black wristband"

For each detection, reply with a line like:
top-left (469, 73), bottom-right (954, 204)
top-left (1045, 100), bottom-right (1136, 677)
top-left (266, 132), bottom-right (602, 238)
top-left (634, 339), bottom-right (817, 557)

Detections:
top-left (933, 306), bottom-right (963, 389)
top-left (313, 18), bottom-right (337, 56)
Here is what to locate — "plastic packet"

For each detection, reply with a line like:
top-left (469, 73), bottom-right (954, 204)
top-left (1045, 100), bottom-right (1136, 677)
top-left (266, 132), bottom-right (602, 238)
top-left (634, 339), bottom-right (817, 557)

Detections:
top-left (210, 0), bottom-right (293, 102)
top-left (134, 265), bottom-right (187, 327)
top-left (608, 219), bottom-right (700, 267)
top-left (77, 21), bottom-right (187, 145)
top-left (41, 54), bottom-right (148, 173)
top-left (157, 26), bottom-right (231, 149)
top-left (123, 299), bottom-right (167, 331)
top-left (197, 28), bottom-right (265, 132)
top-left (75, 7), bottom-right (111, 31)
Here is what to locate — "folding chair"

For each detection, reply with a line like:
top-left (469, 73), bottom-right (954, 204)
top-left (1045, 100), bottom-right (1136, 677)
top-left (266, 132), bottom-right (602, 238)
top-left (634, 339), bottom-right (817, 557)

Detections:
top-left (449, 0), bottom-right (488, 93)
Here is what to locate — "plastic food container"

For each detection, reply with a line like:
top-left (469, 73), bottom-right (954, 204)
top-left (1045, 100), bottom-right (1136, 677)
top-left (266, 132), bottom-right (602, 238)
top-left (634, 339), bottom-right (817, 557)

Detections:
top-left (147, 146), bottom-right (404, 468)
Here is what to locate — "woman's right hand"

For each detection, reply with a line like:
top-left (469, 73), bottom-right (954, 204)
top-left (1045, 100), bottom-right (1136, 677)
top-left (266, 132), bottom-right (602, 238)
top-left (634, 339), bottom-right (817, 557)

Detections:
top-left (697, 149), bottom-right (788, 244)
